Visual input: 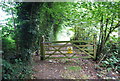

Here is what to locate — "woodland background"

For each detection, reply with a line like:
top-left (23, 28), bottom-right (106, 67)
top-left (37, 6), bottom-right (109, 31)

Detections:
top-left (0, 1), bottom-right (119, 79)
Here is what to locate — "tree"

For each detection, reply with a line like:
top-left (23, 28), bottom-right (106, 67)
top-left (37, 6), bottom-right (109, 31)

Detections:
top-left (88, 2), bottom-right (120, 59)
top-left (64, 2), bottom-right (120, 60)
top-left (16, 2), bottom-right (73, 62)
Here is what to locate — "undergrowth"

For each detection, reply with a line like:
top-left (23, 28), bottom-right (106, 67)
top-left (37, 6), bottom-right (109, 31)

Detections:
top-left (2, 59), bottom-right (33, 79)
top-left (99, 42), bottom-right (120, 72)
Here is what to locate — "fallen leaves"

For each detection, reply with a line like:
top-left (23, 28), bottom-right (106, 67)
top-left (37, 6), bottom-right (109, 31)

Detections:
top-left (32, 58), bottom-right (119, 79)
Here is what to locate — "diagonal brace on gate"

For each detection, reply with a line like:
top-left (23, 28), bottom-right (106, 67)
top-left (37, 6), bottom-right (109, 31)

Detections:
top-left (45, 42), bottom-right (70, 59)
top-left (72, 43), bottom-right (94, 58)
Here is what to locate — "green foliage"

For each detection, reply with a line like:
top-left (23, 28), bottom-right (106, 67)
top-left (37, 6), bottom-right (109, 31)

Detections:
top-left (2, 59), bottom-right (33, 79)
top-left (2, 37), bottom-right (15, 50)
top-left (101, 52), bottom-right (120, 72)
top-left (66, 66), bottom-right (82, 71)
top-left (1, 1), bottom-right (119, 79)
top-left (1, 2), bottom-right (34, 79)
top-left (100, 39), bottom-right (119, 72)
top-left (2, 37), bottom-right (16, 63)
top-left (38, 2), bottom-right (73, 41)
top-left (1, 2), bottom-right (17, 61)
top-left (71, 2), bottom-right (120, 60)
top-left (16, 2), bottom-right (42, 61)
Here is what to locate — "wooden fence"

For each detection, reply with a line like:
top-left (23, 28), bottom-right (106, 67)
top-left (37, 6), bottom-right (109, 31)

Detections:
top-left (40, 36), bottom-right (97, 60)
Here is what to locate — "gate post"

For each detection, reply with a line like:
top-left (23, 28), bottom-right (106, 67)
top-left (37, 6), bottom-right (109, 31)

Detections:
top-left (93, 35), bottom-right (97, 60)
top-left (40, 35), bottom-right (45, 60)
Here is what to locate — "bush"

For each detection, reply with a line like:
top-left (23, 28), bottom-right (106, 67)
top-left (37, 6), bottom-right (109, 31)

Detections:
top-left (100, 41), bottom-right (120, 72)
top-left (2, 37), bottom-right (16, 62)
top-left (2, 59), bottom-right (33, 79)
top-left (102, 52), bottom-right (120, 71)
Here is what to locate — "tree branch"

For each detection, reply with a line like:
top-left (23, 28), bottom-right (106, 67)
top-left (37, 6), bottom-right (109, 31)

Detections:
top-left (104, 18), bottom-right (109, 40)
top-left (105, 21), bottom-right (120, 42)
top-left (11, 9), bottom-right (16, 29)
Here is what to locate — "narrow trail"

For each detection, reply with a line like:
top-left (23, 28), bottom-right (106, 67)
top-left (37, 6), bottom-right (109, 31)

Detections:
top-left (32, 56), bottom-right (119, 79)
top-left (32, 56), bottom-right (99, 79)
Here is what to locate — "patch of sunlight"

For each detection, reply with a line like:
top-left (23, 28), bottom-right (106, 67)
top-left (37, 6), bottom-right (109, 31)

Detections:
top-left (56, 27), bottom-right (74, 41)
top-left (111, 31), bottom-right (118, 37)
top-left (0, 7), bottom-right (12, 21)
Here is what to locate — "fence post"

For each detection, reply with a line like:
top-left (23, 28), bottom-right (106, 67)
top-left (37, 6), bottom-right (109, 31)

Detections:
top-left (40, 35), bottom-right (45, 60)
top-left (93, 35), bottom-right (97, 60)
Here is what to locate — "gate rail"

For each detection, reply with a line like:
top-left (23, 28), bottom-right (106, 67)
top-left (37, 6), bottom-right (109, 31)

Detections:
top-left (40, 36), bottom-right (97, 60)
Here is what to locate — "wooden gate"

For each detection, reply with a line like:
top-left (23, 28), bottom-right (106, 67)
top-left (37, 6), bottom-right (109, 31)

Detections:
top-left (40, 36), bottom-right (97, 60)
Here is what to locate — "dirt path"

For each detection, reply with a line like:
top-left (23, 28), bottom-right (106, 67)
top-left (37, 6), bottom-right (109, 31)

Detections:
top-left (32, 56), bottom-right (119, 79)
top-left (32, 56), bottom-right (99, 79)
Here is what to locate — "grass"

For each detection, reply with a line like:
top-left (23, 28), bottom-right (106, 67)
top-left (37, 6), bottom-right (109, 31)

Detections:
top-left (61, 65), bottom-right (91, 79)
top-left (61, 68), bottom-right (90, 79)
top-left (66, 66), bottom-right (82, 71)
